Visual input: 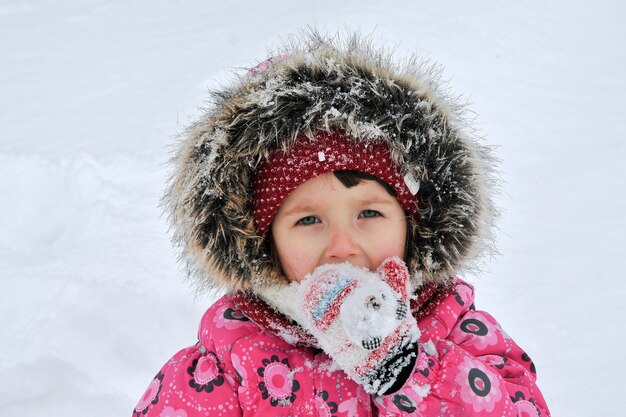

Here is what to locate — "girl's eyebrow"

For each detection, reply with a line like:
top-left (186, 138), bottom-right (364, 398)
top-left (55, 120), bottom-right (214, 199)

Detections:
top-left (281, 204), bottom-right (318, 217)
top-left (282, 197), bottom-right (394, 217)
top-left (355, 197), bottom-right (395, 206)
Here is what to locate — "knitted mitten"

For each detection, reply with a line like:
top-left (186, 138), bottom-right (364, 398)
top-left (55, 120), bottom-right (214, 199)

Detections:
top-left (296, 257), bottom-right (420, 394)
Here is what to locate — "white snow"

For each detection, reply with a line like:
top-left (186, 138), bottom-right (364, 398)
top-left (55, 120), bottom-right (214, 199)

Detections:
top-left (294, 261), bottom-right (410, 345)
top-left (340, 281), bottom-right (399, 344)
top-left (1, 1), bottom-right (625, 416)
top-left (403, 173), bottom-right (420, 195)
top-left (411, 383), bottom-right (431, 401)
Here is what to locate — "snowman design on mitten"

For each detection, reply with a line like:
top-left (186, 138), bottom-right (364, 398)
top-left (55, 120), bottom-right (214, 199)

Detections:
top-left (297, 257), bottom-right (420, 394)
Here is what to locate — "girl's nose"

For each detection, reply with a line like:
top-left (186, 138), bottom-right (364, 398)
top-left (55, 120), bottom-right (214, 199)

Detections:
top-left (325, 226), bottom-right (360, 261)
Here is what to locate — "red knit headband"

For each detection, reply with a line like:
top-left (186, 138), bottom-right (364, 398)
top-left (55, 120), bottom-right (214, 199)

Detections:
top-left (252, 131), bottom-right (420, 235)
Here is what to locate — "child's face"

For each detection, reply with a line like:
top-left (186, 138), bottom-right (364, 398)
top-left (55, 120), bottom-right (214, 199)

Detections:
top-left (271, 172), bottom-right (407, 282)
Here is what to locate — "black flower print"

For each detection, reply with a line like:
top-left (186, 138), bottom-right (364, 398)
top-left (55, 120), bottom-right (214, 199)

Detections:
top-left (134, 372), bottom-right (164, 417)
top-left (187, 352), bottom-right (225, 393)
top-left (315, 390), bottom-right (339, 417)
top-left (393, 393), bottom-right (417, 413)
top-left (257, 355), bottom-right (300, 406)
top-left (451, 312), bottom-right (499, 350)
top-left (493, 356), bottom-right (508, 370)
top-left (456, 356), bottom-right (503, 413)
top-left (511, 391), bottom-right (541, 416)
top-left (453, 283), bottom-right (473, 306)
top-left (224, 307), bottom-right (250, 322)
top-left (521, 352), bottom-right (536, 373)
top-left (418, 356), bottom-right (436, 378)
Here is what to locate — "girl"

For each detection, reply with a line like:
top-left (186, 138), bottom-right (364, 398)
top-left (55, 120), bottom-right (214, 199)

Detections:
top-left (134, 31), bottom-right (550, 416)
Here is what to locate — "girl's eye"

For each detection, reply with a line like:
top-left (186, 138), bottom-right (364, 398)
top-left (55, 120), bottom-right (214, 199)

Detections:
top-left (360, 210), bottom-right (381, 218)
top-left (296, 216), bottom-right (319, 226)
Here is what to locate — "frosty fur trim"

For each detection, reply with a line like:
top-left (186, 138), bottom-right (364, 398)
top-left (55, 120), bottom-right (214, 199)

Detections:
top-left (164, 28), bottom-right (499, 293)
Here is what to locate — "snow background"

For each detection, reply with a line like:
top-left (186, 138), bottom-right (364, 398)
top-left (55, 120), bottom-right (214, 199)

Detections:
top-left (1, 1), bottom-right (624, 415)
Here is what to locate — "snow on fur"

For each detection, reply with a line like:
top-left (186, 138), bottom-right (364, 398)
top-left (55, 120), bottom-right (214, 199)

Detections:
top-left (163, 29), bottom-right (499, 294)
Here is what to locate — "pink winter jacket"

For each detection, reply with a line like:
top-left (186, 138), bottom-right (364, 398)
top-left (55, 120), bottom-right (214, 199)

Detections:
top-left (134, 279), bottom-right (549, 417)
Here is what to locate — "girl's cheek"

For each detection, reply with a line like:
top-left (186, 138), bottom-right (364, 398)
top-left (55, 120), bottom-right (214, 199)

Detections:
top-left (281, 250), bottom-right (310, 282)
top-left (289, 246), bottom-right (319, 281)
top-left (371, 227), bottom-right (406, 260)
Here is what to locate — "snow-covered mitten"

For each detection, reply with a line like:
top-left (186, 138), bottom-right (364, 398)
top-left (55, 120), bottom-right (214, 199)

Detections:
top-left (297, 257), bottom-right (420, 394)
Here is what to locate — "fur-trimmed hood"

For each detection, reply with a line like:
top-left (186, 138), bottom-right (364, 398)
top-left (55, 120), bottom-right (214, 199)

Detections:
top-left (164, 30), bottom-right (498, 294)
